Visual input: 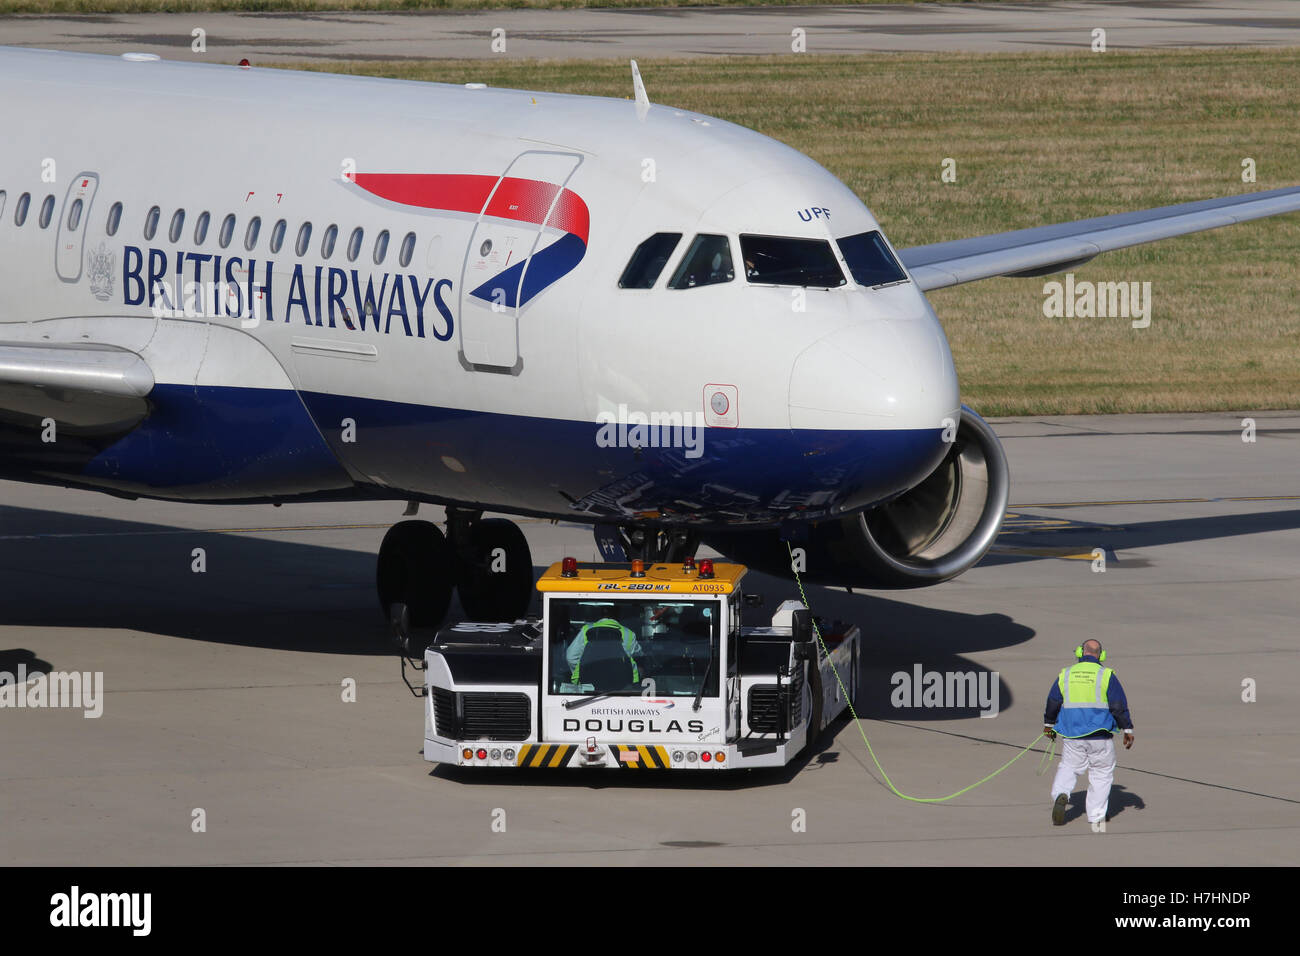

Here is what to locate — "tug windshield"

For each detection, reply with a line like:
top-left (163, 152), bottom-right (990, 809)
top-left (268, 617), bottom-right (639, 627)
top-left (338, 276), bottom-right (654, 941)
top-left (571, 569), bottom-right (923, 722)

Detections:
top-left (548, 598), bottom-right (720, 698)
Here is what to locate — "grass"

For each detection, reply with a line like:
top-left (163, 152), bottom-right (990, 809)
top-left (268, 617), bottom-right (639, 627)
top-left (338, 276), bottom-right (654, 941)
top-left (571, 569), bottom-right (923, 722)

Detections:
top-left (0, 0), bottom-right (1000, 14)
top-left (282, 50), bottom-right (1300, 416)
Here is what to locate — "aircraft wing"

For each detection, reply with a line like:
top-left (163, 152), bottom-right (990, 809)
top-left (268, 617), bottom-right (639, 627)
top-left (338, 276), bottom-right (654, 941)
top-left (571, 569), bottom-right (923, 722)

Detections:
top-left (896, 185), bottom-right (1300, 292)
top-left (0, 342), bottom-right (154, 432)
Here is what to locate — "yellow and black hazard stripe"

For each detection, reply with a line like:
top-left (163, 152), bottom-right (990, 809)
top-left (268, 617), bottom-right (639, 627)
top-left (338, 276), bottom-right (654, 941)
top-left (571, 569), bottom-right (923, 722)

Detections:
top-left (607, 744), bottom-right (671, 769)
top-left (515, 744), bottom-right (577, 768)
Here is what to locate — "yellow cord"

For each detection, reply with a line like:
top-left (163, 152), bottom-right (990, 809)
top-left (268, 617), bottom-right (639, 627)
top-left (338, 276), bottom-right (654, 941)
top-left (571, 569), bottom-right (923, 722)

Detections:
top-left (788, 542), bottom-right (1051, 802)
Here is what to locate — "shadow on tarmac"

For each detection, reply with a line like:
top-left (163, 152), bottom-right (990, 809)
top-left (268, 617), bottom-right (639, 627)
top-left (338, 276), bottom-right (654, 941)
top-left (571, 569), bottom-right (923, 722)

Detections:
top-left (0, 647), bottom-right (52, 677)
top-left (984, 507), bottom-right (1300, 568)
top-left (0, 506), bottom-right (1034, 683)
top-left (0, 504), bottom-right (393, 655)
top-left (0, 503), bottom-right (1047, 790)
top-left (1062, 784), bottom-right (1146, 825)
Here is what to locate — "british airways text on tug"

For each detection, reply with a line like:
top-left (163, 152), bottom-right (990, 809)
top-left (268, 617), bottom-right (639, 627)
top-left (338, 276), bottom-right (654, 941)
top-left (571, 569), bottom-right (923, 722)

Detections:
top-left (414, 556), bottom-right (859, 770)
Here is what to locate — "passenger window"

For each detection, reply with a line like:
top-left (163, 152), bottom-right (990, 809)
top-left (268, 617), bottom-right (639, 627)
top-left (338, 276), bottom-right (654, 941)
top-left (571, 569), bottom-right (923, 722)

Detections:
top-left (269, 218), bottom-right (287, 253)
top-left (740, 234), bottom-right (845, 287)
top-left (346, 226), bottom-right (363, 262)
top-left (837, 230), bottom-right (908, 288)
top-left (168, 209), bottom-right (185, 243)
top-left (321, 224), bottom-right (338, 259)
top-left (143, 205), bottom-right (160, 240)
top-left (14, 192), bottom-right (30, 226)
top-left (667, 234), bottom-right (734, 289)
top-left (245, 216), bottom-right (261, 251)
top-left (618, 232), bottom-right (682, 289)
top-left (218, 213), bottom-right (235, 248)
top-left (296, 222), bottom-right (313, 257)
top-left (194, 211), bottom-right (210, 245)
top-left (398, 231), bottom-right (416, 267)
top-left (373, 229), bottom-right (389, 265)
top-left (106, 201), bottom-right (122, 236)
top-left (39, 195), bottom-right (56, 229)
top-left (67, 198), bottom-right (84, 232)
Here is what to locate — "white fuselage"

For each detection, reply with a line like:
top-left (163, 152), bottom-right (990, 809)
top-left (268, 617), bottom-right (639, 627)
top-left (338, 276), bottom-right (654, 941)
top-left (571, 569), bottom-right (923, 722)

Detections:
top-left (0, 47), bottom-right (959, 528)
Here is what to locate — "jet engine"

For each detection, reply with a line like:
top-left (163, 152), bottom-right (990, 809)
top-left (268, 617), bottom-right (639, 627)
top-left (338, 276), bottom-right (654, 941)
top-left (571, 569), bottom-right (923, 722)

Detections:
top-left (705, 406), bottom-right (1009, 589)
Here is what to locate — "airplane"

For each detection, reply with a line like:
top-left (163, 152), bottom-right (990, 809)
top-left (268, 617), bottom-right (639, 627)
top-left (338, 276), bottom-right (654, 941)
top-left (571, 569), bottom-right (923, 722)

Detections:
top-left (2, 46), bottom-right (1298, 632)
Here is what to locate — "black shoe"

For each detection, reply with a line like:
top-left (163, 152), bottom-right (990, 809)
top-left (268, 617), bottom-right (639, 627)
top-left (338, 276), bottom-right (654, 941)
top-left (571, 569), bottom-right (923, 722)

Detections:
top-left (1052, 794), bottom-right (1068, 826)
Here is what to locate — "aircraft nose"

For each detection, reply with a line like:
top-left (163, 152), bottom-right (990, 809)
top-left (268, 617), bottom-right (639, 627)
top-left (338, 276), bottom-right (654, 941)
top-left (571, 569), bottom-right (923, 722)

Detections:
top-left (789, 315), bottom-right (959, 432)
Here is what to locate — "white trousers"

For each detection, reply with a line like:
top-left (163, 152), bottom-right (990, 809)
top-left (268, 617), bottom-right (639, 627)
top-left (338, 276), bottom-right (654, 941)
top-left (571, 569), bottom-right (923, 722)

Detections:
top-left (1050, 737), bottom-right (1116, 824)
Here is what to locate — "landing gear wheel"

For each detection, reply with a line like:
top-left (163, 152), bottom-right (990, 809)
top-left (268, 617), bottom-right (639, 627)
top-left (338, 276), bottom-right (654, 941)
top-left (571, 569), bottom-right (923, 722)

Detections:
top-left (376, 520), bottom-right (454, 634)
top-left (455, 518), bottom-right (534, 622)
top-left (801, 651), bottom-right (824, 758)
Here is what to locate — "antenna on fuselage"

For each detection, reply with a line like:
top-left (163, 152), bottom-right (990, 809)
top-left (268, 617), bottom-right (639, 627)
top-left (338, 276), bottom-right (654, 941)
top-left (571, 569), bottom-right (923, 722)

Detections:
top-left (630, 59), bottom-right (650, 119)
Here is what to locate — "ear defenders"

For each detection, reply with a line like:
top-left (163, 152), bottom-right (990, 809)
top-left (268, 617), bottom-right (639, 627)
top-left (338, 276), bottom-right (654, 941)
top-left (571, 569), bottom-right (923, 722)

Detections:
top-left (1075, 645), bottom-right (1107, 662)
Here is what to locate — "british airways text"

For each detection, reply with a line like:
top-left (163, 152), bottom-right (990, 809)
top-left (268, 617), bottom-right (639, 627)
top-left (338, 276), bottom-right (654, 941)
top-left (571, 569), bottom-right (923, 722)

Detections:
top-left (121, 244), bottom-right (455, 340)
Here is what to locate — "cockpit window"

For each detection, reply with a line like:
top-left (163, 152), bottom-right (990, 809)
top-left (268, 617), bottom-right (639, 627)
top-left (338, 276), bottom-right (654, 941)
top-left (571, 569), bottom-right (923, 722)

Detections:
top-left (740, 234), bottom-right (846, 288)
top-left (667, 234), bottom-right (734, 289)
top-left (618, 232), bottom-right (681, 289)
top-left (837, 230), bottom-right (908, 288)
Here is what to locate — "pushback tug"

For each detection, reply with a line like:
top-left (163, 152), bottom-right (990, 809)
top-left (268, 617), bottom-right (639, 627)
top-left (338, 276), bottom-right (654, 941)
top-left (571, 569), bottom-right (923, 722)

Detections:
top-left (408, 556), bottom-right (860, 771)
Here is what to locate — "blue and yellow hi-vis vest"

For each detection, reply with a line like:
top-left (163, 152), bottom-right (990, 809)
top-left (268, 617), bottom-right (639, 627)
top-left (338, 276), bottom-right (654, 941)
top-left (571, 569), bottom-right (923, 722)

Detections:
top-left (1054, 661), bottom-right (1118, 738)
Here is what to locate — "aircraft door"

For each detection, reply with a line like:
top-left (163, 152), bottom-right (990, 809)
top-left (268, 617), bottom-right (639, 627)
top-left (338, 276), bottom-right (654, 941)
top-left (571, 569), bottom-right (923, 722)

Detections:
top-left (458, 150), bottom-right (583, 373)
top-left (56, 172), bottom-right (99, 282)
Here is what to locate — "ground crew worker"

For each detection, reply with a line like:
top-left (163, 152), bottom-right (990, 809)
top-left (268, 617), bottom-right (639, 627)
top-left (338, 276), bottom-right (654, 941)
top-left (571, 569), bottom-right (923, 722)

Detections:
top-left (1043, 639), bottom-right (1134, 832)
top-left (566, 618), bottom-right (642, 685)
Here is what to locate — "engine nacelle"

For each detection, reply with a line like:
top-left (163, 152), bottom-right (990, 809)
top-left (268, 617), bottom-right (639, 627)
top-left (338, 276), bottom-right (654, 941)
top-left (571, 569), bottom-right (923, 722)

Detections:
top-left (704, 406), bottom-right (1010, 589)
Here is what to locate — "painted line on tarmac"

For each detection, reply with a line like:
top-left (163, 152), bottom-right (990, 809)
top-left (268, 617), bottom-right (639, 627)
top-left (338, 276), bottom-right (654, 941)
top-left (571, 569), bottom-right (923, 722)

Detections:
top-left (1012, 495), bottom-right (1300, 508)
top-left (0, 522), bottom-right (393, 540)
top-left (4, 495), bottom-right (1296, 542)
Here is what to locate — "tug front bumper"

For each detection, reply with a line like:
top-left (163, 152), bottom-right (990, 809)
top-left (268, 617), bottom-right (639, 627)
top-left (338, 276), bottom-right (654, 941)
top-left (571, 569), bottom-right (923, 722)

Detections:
top-left (426, 736), bottom-right (802, 770)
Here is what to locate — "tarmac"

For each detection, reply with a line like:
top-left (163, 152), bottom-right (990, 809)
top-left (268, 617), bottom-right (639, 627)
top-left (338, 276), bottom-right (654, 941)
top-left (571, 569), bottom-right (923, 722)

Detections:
top-left (1, 411), bottom-right (1296, 865)
top-left (1, 0), bottom-right (1298, 63)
